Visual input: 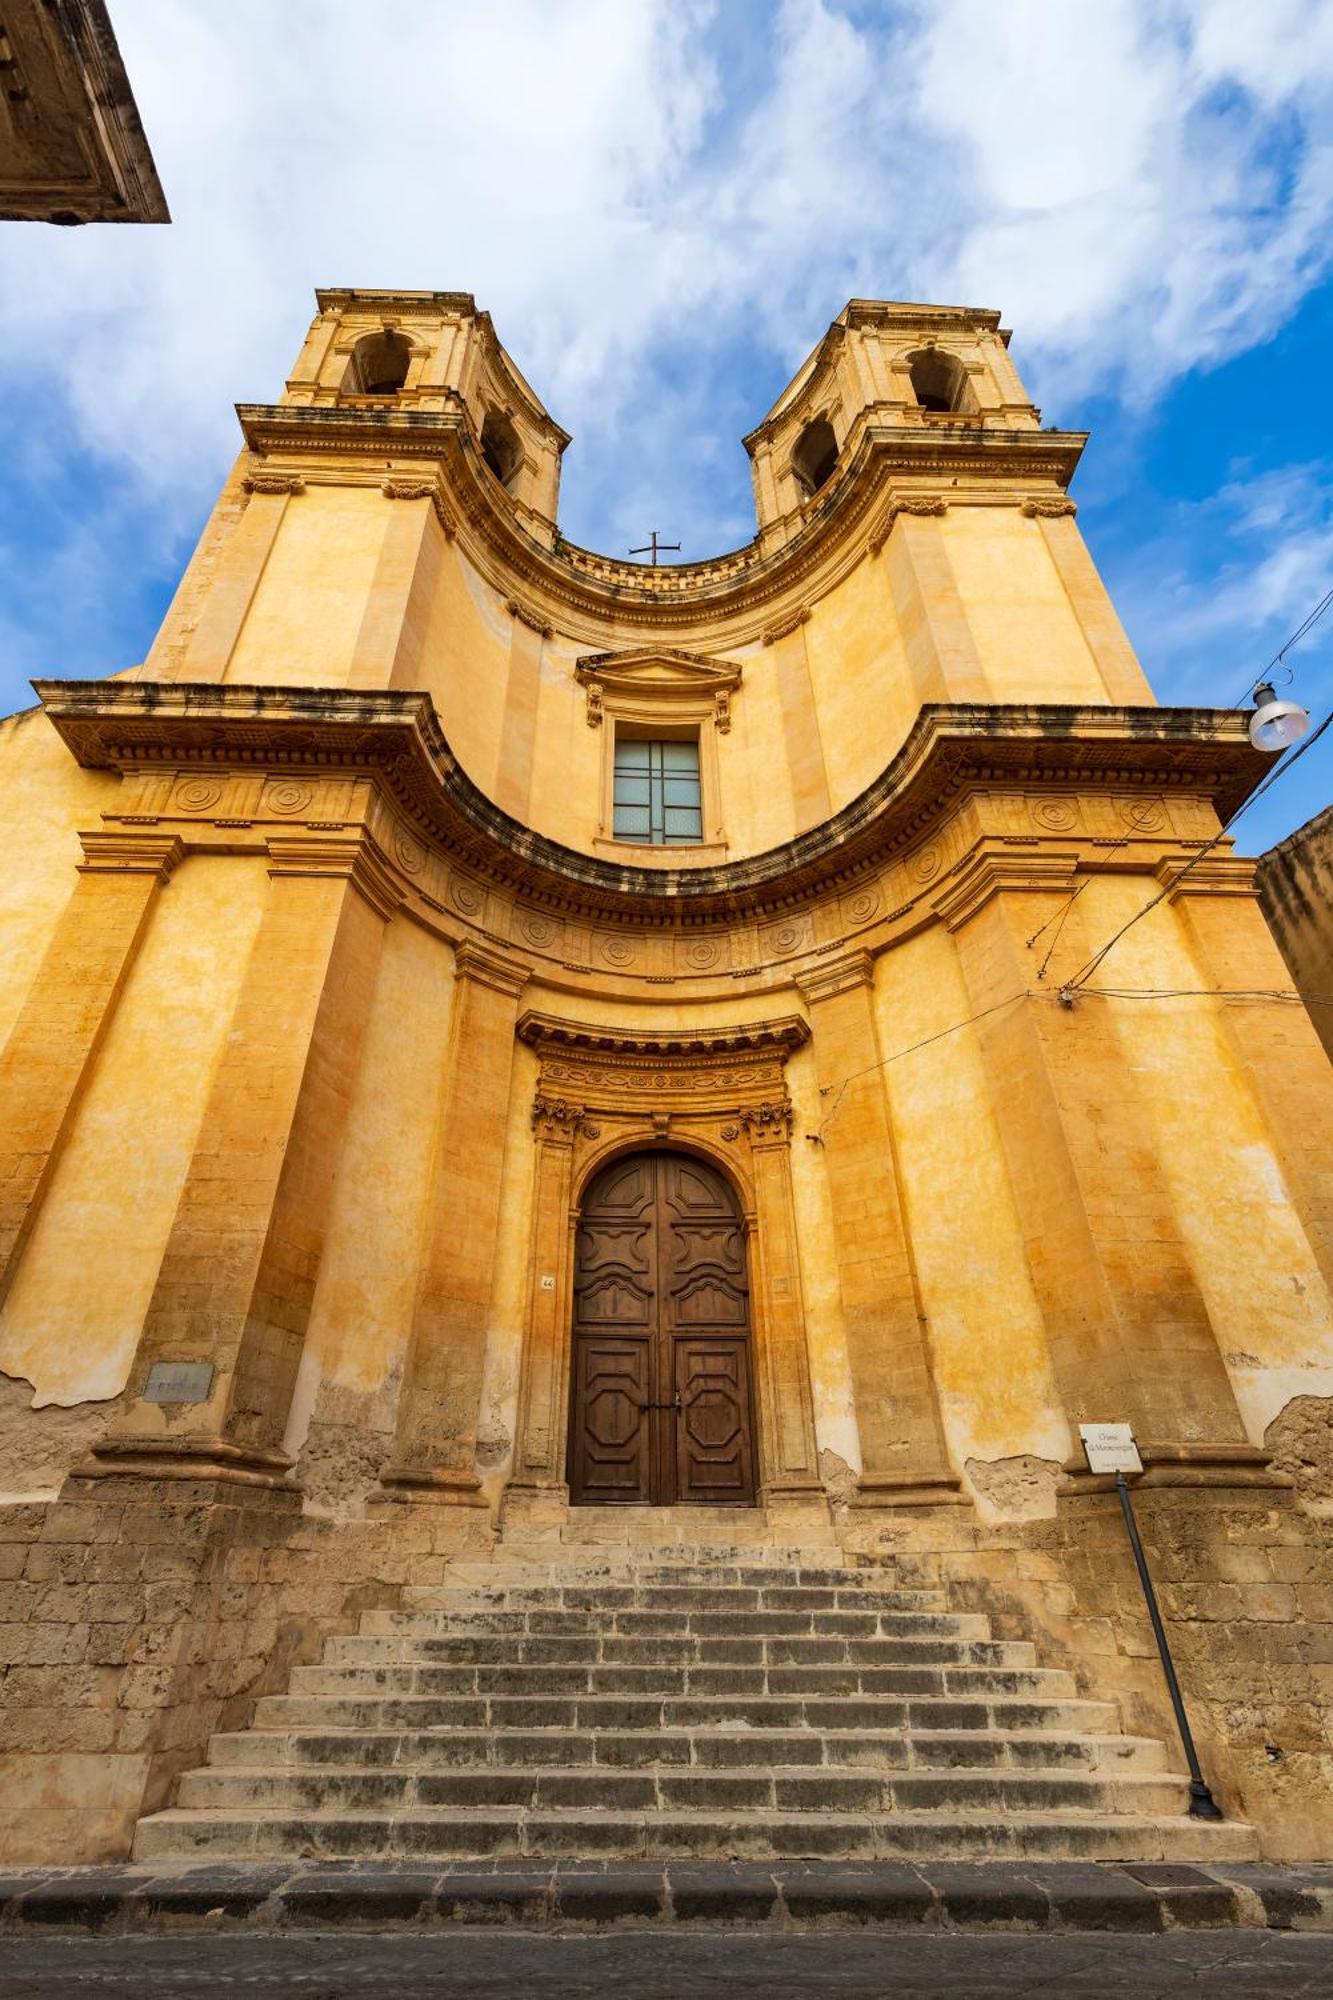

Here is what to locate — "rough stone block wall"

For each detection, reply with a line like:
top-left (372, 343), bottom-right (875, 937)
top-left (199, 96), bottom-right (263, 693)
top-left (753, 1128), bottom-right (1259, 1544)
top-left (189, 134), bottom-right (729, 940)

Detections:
top-left (845, 1482), bottom-right (1333, 1861)
top-left (0, 1479), bottom-right (489, 1863)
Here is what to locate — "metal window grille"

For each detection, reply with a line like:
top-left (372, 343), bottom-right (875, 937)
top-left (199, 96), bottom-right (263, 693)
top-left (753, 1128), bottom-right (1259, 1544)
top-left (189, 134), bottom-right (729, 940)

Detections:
top-left (612, 738), bottom-right (703, 845)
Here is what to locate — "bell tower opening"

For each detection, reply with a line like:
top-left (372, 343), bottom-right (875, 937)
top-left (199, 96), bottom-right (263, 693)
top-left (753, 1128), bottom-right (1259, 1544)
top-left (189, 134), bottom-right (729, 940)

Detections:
top-left (791, 415), bottom-right (839, 496)
top-left (342, 327), bottom-right (412, 395)
top-left (907, 347), bottom-right (975, 414)
top-left (480, 408), bottom-right (523, 491)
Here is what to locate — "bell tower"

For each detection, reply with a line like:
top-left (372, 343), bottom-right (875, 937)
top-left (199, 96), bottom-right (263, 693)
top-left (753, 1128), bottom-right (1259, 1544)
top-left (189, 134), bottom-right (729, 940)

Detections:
top-left (744, 300), bottom-right (1055, 556)
top-left (281, 288), bottom-right (570, 541)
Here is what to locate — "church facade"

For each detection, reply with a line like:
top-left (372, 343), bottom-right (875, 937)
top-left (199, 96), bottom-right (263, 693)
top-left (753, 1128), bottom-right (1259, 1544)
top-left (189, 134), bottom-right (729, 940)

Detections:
top-left (1, 291), bottom-right (1331, 1865)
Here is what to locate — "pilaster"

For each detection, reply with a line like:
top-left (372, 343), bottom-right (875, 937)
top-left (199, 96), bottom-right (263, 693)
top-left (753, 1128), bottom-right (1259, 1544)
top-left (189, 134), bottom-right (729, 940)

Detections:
top-left (799, 951), bottom-right (960, 1505)
top-left (946, 864), bottom-right (1261, 1473)
top-left (1168, 859), bottom-right (1333, 1300)
top-left (881, 508), bottom-right (988, 705)
top-left (379, 941), bottom-right (530, 1505)
top-left (347, 490), bottom-right (449, 692)
top-left (84, 832), bottom-right (398, 1486)
top-left (167, 478), bottom-right (301, 683)
top-left (0, 829), bottom-right (183, 1313)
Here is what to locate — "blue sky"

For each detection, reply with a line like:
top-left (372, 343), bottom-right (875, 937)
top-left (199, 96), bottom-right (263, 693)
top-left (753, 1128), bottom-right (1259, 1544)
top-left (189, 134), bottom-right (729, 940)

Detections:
top-left (0, 0), bottom-right (1330, 851)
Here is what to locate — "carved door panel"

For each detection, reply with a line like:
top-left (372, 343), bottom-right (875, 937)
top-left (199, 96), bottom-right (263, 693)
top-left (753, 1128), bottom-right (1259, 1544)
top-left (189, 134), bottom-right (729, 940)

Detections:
top-left (569, 1151), bottom-right (756, 1506)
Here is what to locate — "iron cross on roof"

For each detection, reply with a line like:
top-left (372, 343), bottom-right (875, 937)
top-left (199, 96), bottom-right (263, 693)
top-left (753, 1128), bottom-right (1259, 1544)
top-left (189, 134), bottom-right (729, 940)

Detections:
top-left (629, 531), bottom-right (681, 566)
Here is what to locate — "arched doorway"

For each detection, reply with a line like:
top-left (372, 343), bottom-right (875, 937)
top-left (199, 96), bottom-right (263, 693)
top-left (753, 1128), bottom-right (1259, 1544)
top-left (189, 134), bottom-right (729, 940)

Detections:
top-left (567, 1150), bottom-right (757, 1506)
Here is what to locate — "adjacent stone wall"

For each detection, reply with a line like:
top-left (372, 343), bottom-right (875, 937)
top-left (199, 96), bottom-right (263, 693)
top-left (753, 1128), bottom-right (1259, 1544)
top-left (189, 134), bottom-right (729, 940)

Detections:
top-left (0, 1477), bottom-right (490, 1864)
top-left (1258, 805), bottom-right (1333, 1065)
top-left (845, 1479), bottom-right (1333, 1862)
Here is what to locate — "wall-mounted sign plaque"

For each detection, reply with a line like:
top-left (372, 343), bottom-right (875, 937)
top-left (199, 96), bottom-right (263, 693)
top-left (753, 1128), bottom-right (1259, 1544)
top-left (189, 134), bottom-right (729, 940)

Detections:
top-left (1079, 1423), bottom-right (1143, 1475)
top-left (144, 1361), bottom-right (214, 1406)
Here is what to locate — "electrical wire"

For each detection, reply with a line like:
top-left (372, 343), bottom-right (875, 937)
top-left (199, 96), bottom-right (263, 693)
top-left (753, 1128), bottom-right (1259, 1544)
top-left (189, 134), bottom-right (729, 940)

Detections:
top-left (1062, 703), bottom-right (1332, 993)
top-left (812, 982), bottom-right (1330, 1143)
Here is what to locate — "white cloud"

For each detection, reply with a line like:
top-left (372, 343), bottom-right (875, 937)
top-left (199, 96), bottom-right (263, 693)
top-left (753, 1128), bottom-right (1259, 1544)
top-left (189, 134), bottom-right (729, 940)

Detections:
top-left (0, 0), bottom-right (1331, 561)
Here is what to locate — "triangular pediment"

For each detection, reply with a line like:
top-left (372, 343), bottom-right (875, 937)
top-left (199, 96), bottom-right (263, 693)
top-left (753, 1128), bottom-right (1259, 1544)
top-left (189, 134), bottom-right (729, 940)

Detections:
top-left (574, 647), bottom-right (742, 698)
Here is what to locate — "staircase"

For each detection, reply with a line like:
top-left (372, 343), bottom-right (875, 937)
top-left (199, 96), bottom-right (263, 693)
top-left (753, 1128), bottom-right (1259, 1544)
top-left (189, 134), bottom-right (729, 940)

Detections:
top-left (134, 1538), bottom-right (1256, 1865)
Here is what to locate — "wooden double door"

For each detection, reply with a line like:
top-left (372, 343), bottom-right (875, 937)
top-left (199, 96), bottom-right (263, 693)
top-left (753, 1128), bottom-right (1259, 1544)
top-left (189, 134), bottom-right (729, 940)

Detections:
top-left (568, 1151), bottom-right (757, 1506)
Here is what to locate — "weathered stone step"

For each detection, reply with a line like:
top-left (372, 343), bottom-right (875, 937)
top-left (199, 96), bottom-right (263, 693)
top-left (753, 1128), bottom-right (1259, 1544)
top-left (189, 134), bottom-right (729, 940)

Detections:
top-left (253, 1691), bottom-right (1122, 1735)
top-left (363, 1607), bottom-right (988, 1640)
top-left (287, 1660), bottom-right (1077, 1700)
top-left (175, 1763), bottom-right (1188, 1817)
top-left (132, 1806), bottom-right (1259, 1866)
top-left (210, 1725), bottom-right (1167, 1774)
top-left (326, 1633), bottom-right (1032, 1669)
top-left (405, 1584), bottom-right (946, 1615)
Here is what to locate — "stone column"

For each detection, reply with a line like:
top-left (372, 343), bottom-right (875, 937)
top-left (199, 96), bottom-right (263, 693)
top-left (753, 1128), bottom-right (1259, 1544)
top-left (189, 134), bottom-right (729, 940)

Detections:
top-left (742, 1101), bottom-right (827, 1520)
top-left (504, 1093), bottom-right (584, 1523)
top-left (947, 864), bottom-right (1260, 1471)
top-left (380, 942), bottom-right (529, 1504)
top-left (0, 830), bottom-right (182, 1312)
top-left (1171, 860), bottom-right (1333, 1299)
top-left (799, 953), bottom-right (960, 1504)
top-left (87, 834), bottom-right (399, 1485)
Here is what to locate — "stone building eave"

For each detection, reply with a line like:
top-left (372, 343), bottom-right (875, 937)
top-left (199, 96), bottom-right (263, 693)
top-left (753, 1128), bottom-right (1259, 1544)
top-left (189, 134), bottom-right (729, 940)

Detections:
top-left (37, 679), bottom-right (1270, 922)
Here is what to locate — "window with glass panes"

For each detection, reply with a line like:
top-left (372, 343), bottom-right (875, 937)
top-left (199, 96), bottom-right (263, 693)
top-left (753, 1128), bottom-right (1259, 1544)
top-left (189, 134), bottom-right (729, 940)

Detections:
top-left (612, 737), bottom-right (703, 844)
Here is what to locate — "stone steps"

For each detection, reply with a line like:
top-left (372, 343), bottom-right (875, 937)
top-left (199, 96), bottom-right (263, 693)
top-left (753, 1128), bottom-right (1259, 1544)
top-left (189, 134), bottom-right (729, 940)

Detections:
top-left (174, 1764), bottom-right (1189, 1816)
top-left (284, 1662), bottom-right (1078, 1699)
top-left (208, 1726), bottom-right (1168, 1774)
top-left (325, 1634), bottom-right (1033, 1667)
top-left (132, 1806), bottom-right (1258, 1865)
top-left (250, 1692), bottom-right (1129, 1734)
top-left (132, 1546), bottom-right (1257, 1866)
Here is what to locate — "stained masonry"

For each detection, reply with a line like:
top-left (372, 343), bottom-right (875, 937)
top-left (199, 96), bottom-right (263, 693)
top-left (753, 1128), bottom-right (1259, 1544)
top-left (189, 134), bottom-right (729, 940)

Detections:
top-left (0, 292), bottom-right (1330, 1865)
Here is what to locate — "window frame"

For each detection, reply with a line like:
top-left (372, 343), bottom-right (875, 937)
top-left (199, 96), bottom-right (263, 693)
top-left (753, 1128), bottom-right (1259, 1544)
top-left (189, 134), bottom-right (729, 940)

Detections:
top-left (577, 649), bottom-right (738, 866)
top-left (612, 733), bottom-right (704, 846)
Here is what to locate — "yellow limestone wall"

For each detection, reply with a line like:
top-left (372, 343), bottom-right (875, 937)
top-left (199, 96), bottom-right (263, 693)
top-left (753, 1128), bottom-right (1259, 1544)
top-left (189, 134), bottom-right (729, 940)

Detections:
top-left (873, 927), bottom-right (1071, 1505)
top-left (227, 488), bottom-right (391, 690)
top-left (1081, 878), bottom-right (1333, 1443)
top-left (0, 856), bottom-right (268, 1419)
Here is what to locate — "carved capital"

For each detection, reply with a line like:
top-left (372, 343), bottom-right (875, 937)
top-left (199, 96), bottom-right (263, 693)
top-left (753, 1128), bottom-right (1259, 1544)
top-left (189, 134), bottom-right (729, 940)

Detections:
top-left (243, 470), bottom-right (305, 496)
top-left (797, 949), bottom-right (875, 1006)
top-left (1021, 496), bottom-right (1077, 519)
top-left (867, 494), bottom-right (949, 555)
top-left (737, 1098), bottom-right (795, 1144)
top-left (265, 832), bottom-right (404, 919)
top-left (584, 679), bottom-right (605, 728)
top-left (453, 939), bottom-right (530, 998)
top-left (761, 606), bottom-right (810, 647)
top-left (77, 830), bottom-right (185, 883)
top-left (382, 477), bottom-right (457, 537)
top-left (932, 849), bottom-right (1078, 932)
top-left (507, 597), bottom-right (554, 640)
top-left (532, 1093), bottom-right (598, 1141)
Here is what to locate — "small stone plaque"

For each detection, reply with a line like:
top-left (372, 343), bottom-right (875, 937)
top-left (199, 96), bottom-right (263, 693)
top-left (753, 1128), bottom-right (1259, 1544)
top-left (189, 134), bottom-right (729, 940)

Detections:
top-left (144, 1361), bottom-right (214, 1406)
top-left (1079, 1422), bottom-right (1143, 1475)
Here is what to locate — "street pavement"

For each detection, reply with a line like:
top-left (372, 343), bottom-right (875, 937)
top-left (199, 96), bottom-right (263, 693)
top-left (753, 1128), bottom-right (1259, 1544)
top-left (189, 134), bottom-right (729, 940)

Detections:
top-left (2, 1928), bottom-right (1333, 1997)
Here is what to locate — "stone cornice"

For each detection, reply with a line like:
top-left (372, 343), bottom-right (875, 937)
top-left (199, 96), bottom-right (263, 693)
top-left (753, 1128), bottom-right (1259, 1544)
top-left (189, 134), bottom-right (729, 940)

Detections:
top-left (35, 680), bottom-right (1269, 922)
top-left (234, 401), bottom-right (1084, 632)
top-left (517, 1013), bottom-right (810, 1059)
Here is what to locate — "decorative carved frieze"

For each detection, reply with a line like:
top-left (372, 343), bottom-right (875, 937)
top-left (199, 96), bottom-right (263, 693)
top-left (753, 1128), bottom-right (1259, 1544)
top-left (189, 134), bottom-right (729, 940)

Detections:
top-left (761, 607), bottom-right (810, 647)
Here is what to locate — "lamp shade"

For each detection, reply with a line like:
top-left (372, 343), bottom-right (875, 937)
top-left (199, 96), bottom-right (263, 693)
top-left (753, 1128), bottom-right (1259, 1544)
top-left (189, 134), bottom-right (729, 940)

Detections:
top-left (1249, 683), bottom-right (1310, 753)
